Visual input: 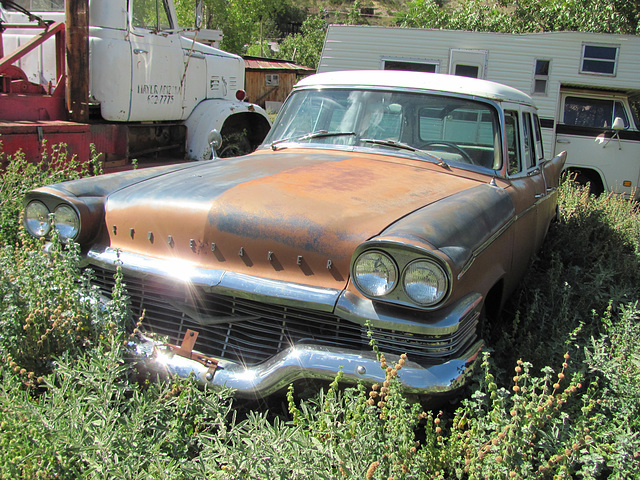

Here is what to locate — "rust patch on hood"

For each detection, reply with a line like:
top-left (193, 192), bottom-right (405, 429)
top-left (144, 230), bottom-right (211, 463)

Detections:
top-left (105, 150), bottom-right (480, 289)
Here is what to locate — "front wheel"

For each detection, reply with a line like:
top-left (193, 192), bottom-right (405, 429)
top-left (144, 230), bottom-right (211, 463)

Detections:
top-left (219, 130), bottom-right (252, 158)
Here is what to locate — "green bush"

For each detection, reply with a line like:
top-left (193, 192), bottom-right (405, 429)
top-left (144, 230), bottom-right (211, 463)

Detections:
top-left (1, 149), bottom-right (639, 479)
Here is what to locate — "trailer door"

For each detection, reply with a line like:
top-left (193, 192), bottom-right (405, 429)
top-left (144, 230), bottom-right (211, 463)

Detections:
top-left (556, 91), bottom-right (640, 198)
top-left (449, 49), bottom-right (487, 79)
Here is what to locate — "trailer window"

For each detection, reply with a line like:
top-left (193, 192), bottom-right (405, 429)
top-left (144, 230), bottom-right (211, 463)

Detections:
top-left (563, 96), bottom-right (630, 129)
top-left (533, 59), bottom-right (550, 95)
top-left (454, 65), bottom-right (479, 78)
top-left (580, 44), bottom-right (619, 76)
top-left (383, 60), bottom-right (438, 73)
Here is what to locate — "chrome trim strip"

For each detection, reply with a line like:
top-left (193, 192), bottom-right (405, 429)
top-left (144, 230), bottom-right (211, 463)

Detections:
top-left (335, 290), bottom-right (483, 335)
top-left (136, 338), bottom-right (484, 398)
top-left (84, 245), bottom-right (342, 312)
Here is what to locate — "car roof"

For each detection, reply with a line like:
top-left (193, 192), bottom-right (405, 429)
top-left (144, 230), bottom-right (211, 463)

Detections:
top-left (295, 70), bottom-right (535, 107)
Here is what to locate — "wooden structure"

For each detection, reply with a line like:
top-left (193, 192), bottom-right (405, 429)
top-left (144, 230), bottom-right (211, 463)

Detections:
top-left (244, 56), bottom-right (314, 114)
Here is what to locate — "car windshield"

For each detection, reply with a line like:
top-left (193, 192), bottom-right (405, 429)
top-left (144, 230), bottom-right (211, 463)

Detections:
top-left (264, 88), bottom-right (502, 170)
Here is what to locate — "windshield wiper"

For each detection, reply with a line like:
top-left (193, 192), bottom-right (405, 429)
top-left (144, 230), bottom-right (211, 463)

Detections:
top-left (271, 131), bottom-right (356, 150)
top-left (360, 138), bottom-right (450, 169)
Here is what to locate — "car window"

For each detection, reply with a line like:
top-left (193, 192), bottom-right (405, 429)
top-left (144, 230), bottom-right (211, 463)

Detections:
top-left (505, 110), bottom-right (521, 175)
top-left (533, 114), bottom-right (545, 160)
top-left (563, 96), bottom-right (630, 129)
top-left (266, 88), bottom-right (501, 170)
top-left (522, 112), bottom-right (536, 169)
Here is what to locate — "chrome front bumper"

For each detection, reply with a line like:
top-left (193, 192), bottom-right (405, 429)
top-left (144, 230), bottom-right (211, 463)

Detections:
top-left (135, 336), bottom-right (483, 398)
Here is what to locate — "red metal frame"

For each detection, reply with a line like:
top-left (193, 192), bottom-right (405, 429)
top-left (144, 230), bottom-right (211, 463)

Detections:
top-left (0, 21), bottom-right (66, 119)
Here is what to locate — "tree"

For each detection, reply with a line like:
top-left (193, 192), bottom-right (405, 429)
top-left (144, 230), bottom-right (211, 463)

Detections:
top-left (174, 0), bottom-right (306, 55)
top-left (277, 14), bottom-right (327, 69)
top-left (398, 0), bottom-right (640, 34)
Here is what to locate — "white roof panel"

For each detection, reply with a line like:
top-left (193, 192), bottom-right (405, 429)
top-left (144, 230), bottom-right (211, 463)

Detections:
top-left (295, 70), bottom-right (535, 106)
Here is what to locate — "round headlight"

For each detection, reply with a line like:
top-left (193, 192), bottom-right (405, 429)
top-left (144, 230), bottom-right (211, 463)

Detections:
top-left (403, 260), bottom-right (449, 306)
top-left (24, 201), bottom-right (51, 238)
top-left (53, 204), bottom-right (80, 241)
top-left (353, 251), bottom-right (398, 297)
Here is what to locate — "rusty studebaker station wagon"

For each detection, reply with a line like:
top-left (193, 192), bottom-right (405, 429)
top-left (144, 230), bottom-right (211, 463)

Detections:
top-left (23, 71), bottom-right (566, 399)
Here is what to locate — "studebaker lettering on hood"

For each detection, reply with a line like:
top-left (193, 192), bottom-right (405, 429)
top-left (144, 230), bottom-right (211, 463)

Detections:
top-left (24, 71), bottom-right (566, 399)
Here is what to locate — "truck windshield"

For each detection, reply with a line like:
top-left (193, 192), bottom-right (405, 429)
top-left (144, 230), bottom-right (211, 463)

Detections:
top-left (132, 0), bottom-right (174, 31)
top-left (265, 88), bottom-right (502, 170)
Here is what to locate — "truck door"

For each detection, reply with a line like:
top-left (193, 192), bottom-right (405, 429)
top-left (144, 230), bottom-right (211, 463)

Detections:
top-left (128, 0), bottom-right (184, 121)
top-left (556, 91), bottom-right (640, 198)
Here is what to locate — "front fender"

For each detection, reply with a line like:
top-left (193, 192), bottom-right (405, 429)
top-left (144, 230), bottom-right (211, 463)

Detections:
top-left (184, 99), bottom-right (271, 161)
top-left (372, 183), bottom-right (515, 274)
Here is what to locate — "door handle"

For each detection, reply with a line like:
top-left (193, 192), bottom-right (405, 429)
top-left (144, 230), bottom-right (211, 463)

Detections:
top-left (133, 48), bottom-right (149, 55)
top-left (556, 139), bottom-right (570, 144)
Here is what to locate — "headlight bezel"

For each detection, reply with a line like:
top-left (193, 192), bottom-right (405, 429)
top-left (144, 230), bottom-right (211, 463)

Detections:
top-left (351, 243), bottom-right (452, 309)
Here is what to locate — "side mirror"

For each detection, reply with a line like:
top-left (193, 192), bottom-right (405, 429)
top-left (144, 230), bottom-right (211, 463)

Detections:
top-left (195, 1), bottom-right (203, 29)
top-left (207, 129), bottom-right (222, 159)
top-left (612, 116), bottom-right (626, 131)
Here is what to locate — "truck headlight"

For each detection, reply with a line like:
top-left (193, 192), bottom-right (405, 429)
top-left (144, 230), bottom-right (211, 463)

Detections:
top-left (53, 205), bottom-right (80, 241)
top-left (24, 201), bottom-right (51, 238)
top-left (403, 260), bottom-right (448, 306)
top-left (353, 251), bottom-right (398, 297)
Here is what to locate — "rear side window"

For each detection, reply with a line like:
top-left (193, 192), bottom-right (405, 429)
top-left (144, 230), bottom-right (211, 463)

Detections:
top-left (563, 96), bottom-right (630, 129)
top-left (505, 111), bottom-right (521, 175)
top-left (522, 112), bottom-right (536, 170)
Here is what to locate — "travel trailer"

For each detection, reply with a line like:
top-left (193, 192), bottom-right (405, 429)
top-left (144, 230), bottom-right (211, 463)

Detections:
top-left (318, 25), bottom-right (640, 197)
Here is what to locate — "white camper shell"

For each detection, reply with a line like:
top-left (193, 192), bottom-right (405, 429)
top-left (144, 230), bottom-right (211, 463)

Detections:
top-left (319, 25), bottom-right (640, 198)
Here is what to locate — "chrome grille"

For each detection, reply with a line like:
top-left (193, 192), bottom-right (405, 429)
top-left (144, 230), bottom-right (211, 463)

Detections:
top-left (87, 266), bottom-right (478, 366)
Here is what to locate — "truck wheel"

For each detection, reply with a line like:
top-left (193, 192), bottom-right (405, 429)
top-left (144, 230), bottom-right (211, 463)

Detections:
top-left (219, 130), bottom-right (252, 158)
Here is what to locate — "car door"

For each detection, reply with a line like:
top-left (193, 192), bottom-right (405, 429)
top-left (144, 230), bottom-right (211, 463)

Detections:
top-left (505, 109), bottom-right (545, 276)
top-left (128, 0), bottom-right (184, 121)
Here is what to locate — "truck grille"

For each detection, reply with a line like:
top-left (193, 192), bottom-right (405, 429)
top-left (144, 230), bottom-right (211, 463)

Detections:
top-left (87, 266), bottom-right (478, 366)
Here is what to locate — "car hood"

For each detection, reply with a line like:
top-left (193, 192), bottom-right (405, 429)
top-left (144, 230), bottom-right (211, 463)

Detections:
top-left (104, 149), bottom-right (481, 289)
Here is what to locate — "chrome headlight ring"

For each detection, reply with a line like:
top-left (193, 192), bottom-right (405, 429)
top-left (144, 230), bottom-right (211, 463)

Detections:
top-left (24, 200), bottom-right (81, 242)
top-left (402, 259), bottom-right (449, 307)
top-left (24, 200), bottom-right (52, 238)
top-left (353, 250), bottom-right (398, 298)
top-left (53, 204), bottom-right (80, 241)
